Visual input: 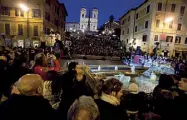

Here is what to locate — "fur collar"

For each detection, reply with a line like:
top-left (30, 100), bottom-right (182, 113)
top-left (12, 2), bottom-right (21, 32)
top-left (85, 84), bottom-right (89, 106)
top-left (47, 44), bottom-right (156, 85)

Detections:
top-left (100, 93), bottom-right (120, 106)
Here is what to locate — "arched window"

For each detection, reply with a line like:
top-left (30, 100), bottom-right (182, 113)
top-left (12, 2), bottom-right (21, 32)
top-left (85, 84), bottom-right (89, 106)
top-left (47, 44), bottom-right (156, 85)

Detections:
top-left (82, 14), bottom-right (84, 18)
top-left (94, 14), bottom-right (96, 18)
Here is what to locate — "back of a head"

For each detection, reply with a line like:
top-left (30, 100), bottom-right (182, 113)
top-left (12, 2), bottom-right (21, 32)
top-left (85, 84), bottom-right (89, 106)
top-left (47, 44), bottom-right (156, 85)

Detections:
top-left (159, 74), bottom-right (174, 89)
top-left (15, 74), bottom-right (43, 96)
top-left (68, 96), bottom-right (99, 120)
top-left (68, 62), bottom-right (78, 72)
top-left (99, 78), bottom-right (123, 96)
top-left (34, 53), bottom-right (45, 66)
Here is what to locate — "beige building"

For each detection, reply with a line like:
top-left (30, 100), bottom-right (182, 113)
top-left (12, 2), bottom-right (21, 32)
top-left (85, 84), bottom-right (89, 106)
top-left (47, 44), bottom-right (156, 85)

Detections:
top-left (120, 0), bottom-right (187, 58)
top-left (0, 0), bottom-right (67, 47)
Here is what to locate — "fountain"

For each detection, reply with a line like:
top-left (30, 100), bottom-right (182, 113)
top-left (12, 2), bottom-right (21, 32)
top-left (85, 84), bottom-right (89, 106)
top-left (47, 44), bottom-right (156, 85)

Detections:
top-left (115, 66), bottom-right (118, 71)
top-left (150, 72), bottom-right (157, 81)
top-left (98, 65), bottom-right (101, 71)
top-left (131, 65), bottom-right (135, 74)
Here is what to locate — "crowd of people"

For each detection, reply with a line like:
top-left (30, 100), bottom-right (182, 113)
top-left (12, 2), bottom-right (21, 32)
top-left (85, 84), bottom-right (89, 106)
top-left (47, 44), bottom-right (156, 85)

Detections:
top-left (1, 46), bottom-right (187, 120)
top-left (69, 35), bottom-right (123, 57)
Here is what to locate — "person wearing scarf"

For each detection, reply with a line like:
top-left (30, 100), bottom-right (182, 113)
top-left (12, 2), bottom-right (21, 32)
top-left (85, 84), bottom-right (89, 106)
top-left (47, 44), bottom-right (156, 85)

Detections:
top-left (95, 78), bottom-right (128, 120)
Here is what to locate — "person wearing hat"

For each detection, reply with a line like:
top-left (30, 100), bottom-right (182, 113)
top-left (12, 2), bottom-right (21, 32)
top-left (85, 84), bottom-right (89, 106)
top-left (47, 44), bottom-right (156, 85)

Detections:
top-left (126, 83), bottom-right (140, 119)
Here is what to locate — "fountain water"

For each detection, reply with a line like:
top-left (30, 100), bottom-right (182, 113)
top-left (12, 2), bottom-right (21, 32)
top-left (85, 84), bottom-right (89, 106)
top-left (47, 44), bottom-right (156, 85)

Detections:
top-left (131, 65), bottom-right (135, 74)
top-left (115, 66), bottom-right (118, 71)
top-left (98, 65), bottom-right (101, 71)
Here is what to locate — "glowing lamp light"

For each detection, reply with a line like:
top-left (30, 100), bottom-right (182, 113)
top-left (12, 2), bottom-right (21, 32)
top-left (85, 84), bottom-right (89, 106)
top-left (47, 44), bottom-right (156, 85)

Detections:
top-left (19, 4), bottom-right (29, 12)
top-left (165, 17), bottom-right (173, 23)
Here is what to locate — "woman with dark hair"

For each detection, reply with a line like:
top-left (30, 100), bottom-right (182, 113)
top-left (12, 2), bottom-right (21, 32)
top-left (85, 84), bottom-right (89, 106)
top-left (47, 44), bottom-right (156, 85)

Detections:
top-left (153, 74), bottom-right (177, 120)
top-left (95, 78), bottom-right (128, 120)
top-left (43, 70), bottom-right (60, 109)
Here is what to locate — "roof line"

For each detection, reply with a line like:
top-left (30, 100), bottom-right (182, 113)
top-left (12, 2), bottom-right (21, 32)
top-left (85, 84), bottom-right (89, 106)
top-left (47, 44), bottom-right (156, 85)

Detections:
top-left (119, 0), bottom-right (149, 20)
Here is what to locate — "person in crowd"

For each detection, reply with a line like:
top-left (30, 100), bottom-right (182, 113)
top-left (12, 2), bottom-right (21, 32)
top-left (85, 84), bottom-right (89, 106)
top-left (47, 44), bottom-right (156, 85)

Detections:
top-left (58, 62), bottom-right (93, 120)
top-left (43, 70), bottom-right (60, 109)
top-left (153, 74), bottom-right (177, 120)
top-left (34, 53), bottom-right (48, 80)
top-left (178, 79), bottom-right (187, 91)
top-left (68, 96), bottom-right (100, 120)
top-left (126, 83), bottom-right (140, 118)
top-left (47, 54), bottom-right (61, 72)
top-left (95, 78), bottom-right (128, 120)
top-left (0, 74), bottom-right (55, 120)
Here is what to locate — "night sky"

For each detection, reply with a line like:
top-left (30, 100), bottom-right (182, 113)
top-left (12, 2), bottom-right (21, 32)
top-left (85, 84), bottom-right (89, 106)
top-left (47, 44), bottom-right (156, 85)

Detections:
top-left (59, 0), bottom-right (145, 27)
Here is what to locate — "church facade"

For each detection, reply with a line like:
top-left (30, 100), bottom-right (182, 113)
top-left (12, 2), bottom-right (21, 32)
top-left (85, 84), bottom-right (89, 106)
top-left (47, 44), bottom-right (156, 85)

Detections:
top-left (79, 7), bottom-right (98, 32)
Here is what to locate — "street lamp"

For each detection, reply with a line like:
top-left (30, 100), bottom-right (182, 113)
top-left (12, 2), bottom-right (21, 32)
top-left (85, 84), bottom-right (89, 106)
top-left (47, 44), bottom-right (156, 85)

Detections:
top-left (165, 17), bottom-right (173, 23)
top-left (19, 3), bottom-right (29, 12)
top-left (19, 3), bottom-right (29, 44)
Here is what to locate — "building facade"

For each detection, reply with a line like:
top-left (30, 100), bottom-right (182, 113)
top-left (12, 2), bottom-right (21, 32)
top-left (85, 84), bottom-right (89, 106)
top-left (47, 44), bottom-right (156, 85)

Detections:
top-left (120, 0), bottom-right (187, 58)
top-left (0, 0), bottom-right (67, 47)
top-left (104, 21), bottom-right (120, 34)
top-left (65, 22), bottom-right (80, 32)
top-left (80, 7), bottom-right (98, 32)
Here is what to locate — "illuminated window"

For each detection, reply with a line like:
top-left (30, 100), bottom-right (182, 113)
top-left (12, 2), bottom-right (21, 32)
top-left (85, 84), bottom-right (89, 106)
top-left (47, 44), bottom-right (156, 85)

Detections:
top-left (158, 3), bottom-right (162, 11)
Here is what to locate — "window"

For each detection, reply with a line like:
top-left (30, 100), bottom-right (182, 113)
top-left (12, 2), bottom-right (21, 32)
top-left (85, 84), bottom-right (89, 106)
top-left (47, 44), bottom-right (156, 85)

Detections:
top-left (185, 38), bottom-right (187, 44)
top-left (147, 5), bottom-right (150, 13)
top-left (127, 28), bottom-right (129, 34)
top-left (169, 21), bottom-right (173, 29)
top-left (171, 4), bottom-right (176, 12)
top-left (166, 36), bottom-right (173, 42)
top-left (177, 23), bottom-right (182, 30)
top-left (18, 24), bottom-right (23, 35)
top-left (158, 3), bottom-right (162, 11)
top-left (154, 35), bottom-right (158, 41)
top-left (122, 20), bottom-right (125, 25)
top-left (156, 20), bottom-right (160, 27)
top-left (145, 21), bottom-right (149, 29)
top-left (82, 14), bottom-right (84, 18)
top-left (175, 36), bottom-right (181, 44)
top-left (55, 19), bottom-right (58, 26)
top-left (46, 0), bottom-right (50, 6)
top-left (127, 39), bottom-right (129, 43)
top-left (122, 30), bottom-right (124, 35)
top-left (56, 7), bottom-right (59, 15)
top-left (1, 6), bottom-right (10, 16)
top-left (33, 9), bottom-right (41, 18)
top-left (45, 12), bottom-right (50, 21)
top-left (180, 6), bottom-right (185, 14)
top-left (135, 26), bottom-right (138, 32)
top-left (94, 14), bottom-right (96, 18)
top-left (5, 23), bottom-right (10, 35)
top-left (15, 8), bottom-right (24, 17)
top-left (33, 26), bottom-right (38, 36)
top-left (143, 35), bottom-right (147, 42)
top-left (136, 13), bottom-right (139, 19)
top-left (128, 16), bottom-right (130, 22)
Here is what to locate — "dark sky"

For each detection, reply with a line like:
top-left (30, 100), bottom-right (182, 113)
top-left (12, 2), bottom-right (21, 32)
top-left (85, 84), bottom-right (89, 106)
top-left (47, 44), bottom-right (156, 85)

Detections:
top-left (59, 0), bottom-right (145, 27)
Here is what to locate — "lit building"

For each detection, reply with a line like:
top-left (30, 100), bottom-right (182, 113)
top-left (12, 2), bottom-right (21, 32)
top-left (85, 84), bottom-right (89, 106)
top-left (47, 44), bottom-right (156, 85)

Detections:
top-left (65, 22), bottom-right (80, 32)
top-left (104, 21), bottom-right (120, 34)
top-left (0, 0), bottom-right (67, 47)
top-left (80, 7), bottom-right (98, 32)
top-left (120, 0), bottom-right (187, 58)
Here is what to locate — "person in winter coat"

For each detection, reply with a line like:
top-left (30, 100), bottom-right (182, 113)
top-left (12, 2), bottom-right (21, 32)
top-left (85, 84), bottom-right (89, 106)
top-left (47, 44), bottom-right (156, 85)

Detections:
top-left (153, 74), bottom-right (177, 120)
top-left (43, 70), bottom-right (60, 109)
top-left (34, 53), bottom-right (48, 80)
top-left (126, 83), bottom-right (140, 114)
top-left (95, 78), bottom-right (128, 120)
top-left (68, 96), bottom-right (99, 120)
top-left (58, 62), bottom-right (93, 120)
top-left (0, 74), bottom-right (55, 120)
